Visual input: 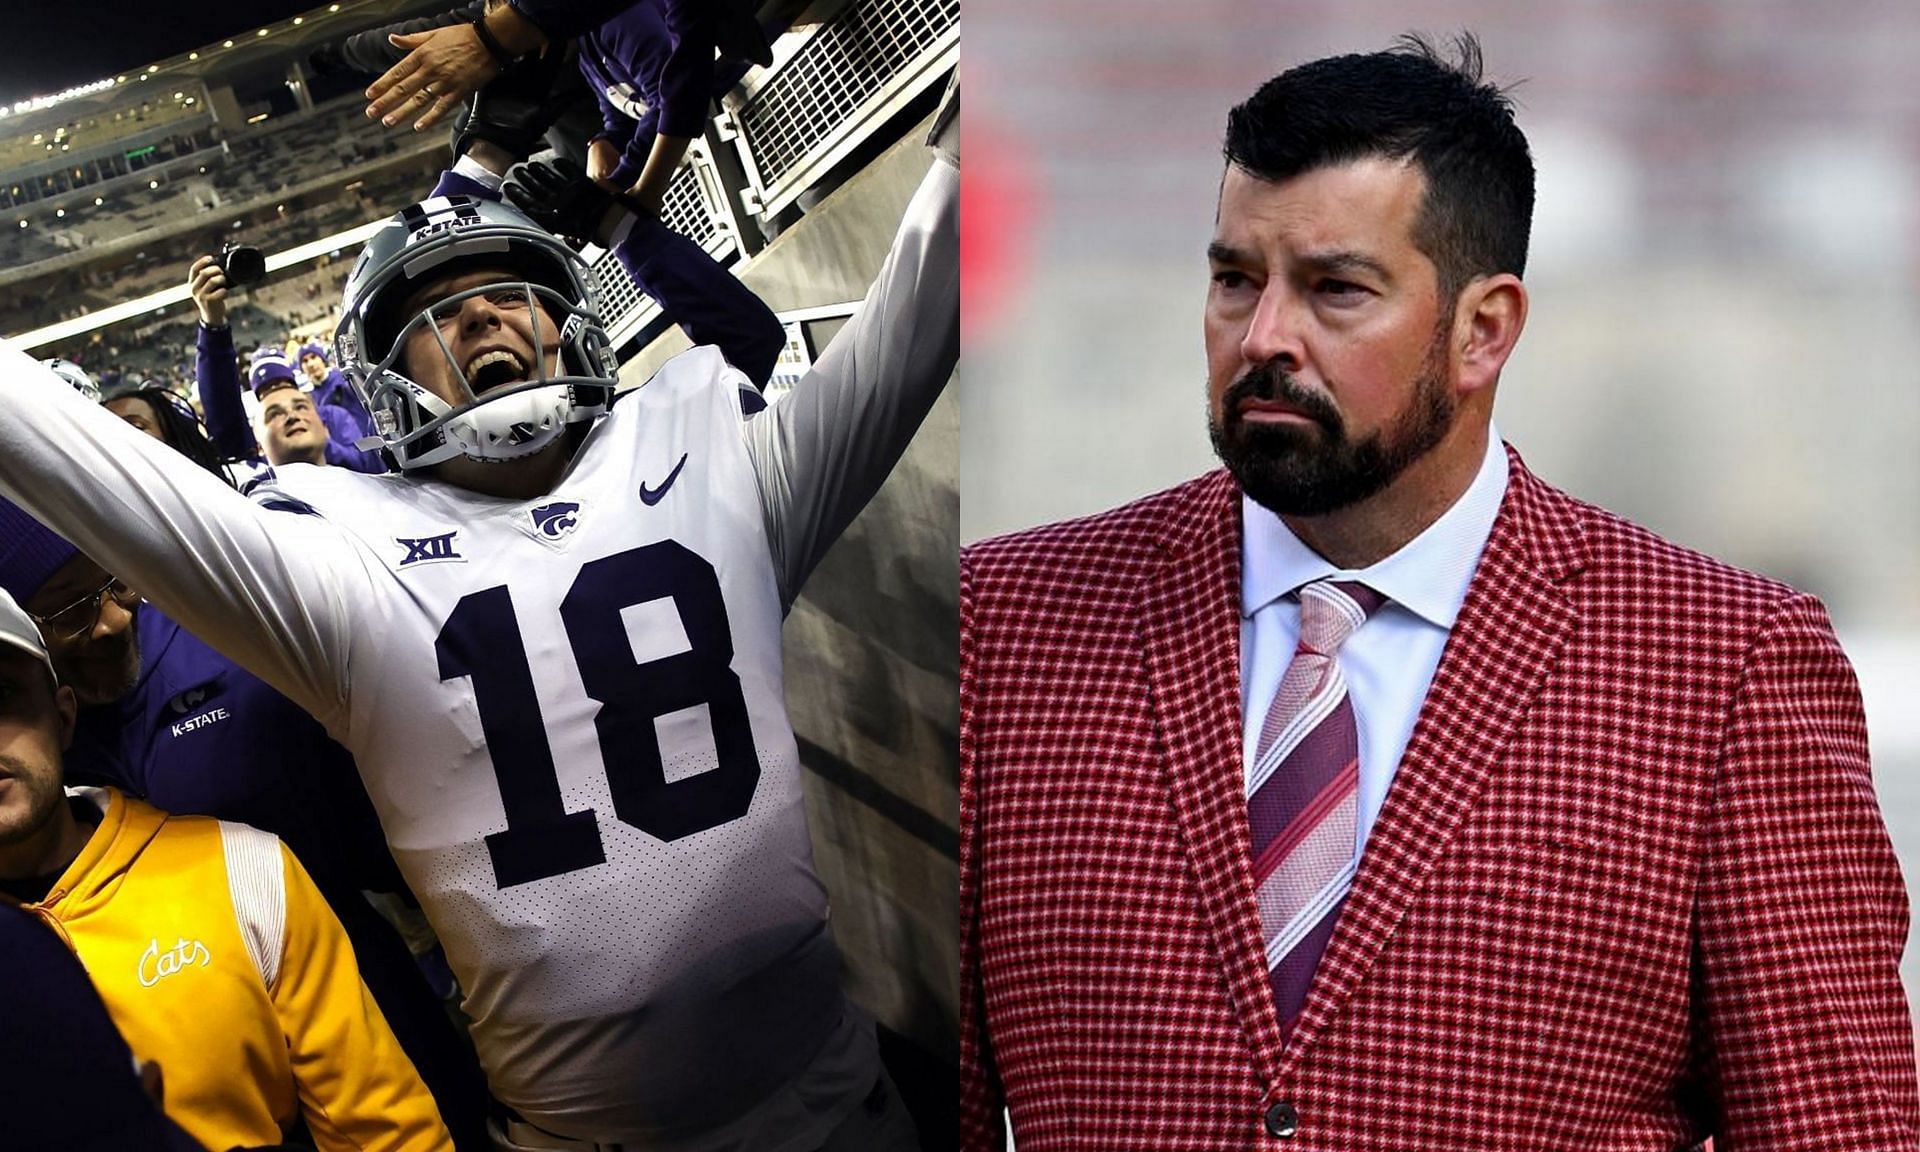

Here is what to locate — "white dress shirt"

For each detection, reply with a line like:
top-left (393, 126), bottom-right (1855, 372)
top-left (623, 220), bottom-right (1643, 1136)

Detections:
top-left (1240, 428), bottom-right (1509, 853)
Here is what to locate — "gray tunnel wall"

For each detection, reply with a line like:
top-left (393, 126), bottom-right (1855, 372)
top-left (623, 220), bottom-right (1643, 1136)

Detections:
top-left (619, 115), bottom-right (958, 1065)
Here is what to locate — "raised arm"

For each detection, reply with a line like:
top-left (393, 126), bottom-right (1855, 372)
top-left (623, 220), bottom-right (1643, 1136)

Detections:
top-left (577, 33), bottom-right (646, 186)
top-left (742, 92), bottom-right (960, 609)
top-left (608, 211), bottom-right (784, 387)
top-left (0, 341), bottom-right (363, 729)
top-left (189, 255), bottom-right (263, 463)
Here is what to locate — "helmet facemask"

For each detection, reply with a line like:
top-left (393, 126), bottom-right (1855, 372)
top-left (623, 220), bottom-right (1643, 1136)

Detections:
top-left (334, 196), bottom-right (619, 473)
top-left (357, 278), bottom-right (612, 469)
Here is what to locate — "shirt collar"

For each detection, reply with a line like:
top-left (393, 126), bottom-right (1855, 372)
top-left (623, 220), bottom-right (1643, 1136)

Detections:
top-left (1240, 426), bottom-right (1510, 629)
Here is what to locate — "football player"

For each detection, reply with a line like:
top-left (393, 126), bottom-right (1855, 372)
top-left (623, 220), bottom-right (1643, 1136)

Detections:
top-left (0, 86), bottom-right (955, 1152)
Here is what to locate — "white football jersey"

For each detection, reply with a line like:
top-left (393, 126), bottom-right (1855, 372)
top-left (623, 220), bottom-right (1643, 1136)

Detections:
top-left (257, 349), bottom-right (842, 1139)
top-left (0, 159), bottom-right (956, 1151)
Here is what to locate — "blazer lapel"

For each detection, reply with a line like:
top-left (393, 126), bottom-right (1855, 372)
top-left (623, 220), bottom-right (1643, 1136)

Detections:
top-left (1278, 449), bottom-right (1587, 1069)
top-left (1137, 470), bottom-right (1292, 1080)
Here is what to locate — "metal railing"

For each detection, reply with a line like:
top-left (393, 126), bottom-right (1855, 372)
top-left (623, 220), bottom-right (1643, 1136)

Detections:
top-left (726, 0), bottom-right (957, 220)
top-left (592, 0), bottom-right (956, 347)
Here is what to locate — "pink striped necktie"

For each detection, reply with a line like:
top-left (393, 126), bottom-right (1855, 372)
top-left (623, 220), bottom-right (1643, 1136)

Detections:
top-left (1248, 579), bottom-right (1385, 1035)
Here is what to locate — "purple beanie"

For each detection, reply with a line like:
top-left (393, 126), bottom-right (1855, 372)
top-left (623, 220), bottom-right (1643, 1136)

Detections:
top-left (299, 341), bottom-right (329, 364)
top-left (249, 351), bottom-right (299, 396)
top-left (0, 496), bottom-right (78, 602)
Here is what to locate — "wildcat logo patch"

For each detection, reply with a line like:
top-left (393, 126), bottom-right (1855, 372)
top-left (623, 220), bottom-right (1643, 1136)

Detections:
top-left (530, 502), bottom-right (582, 540)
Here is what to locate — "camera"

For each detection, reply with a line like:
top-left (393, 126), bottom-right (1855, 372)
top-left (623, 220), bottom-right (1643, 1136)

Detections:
top-left (219, 241), bottom-right (267, 288)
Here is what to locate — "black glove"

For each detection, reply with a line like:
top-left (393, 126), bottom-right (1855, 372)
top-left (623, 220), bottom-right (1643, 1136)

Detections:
top-left (503, 158), bottom-right (631, 247)
top-left (450, 43), bottom-right (570, 161)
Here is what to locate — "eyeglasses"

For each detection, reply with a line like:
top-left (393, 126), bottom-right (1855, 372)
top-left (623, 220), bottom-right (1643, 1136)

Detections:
top-left (29, 575), bottom-right (141, 641)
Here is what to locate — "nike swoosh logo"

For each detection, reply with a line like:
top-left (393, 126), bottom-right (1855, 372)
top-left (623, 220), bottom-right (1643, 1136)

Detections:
top-left (639, 452), bottom-right (689, 506)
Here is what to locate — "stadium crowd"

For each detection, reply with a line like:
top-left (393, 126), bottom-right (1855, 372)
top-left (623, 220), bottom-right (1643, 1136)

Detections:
top-left (0, 2), bottom-right (956, 1150)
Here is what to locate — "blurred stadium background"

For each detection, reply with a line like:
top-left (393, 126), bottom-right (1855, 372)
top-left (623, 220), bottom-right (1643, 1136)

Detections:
top-left (0, 0), bottom-right (960, 1136)
top-left (963, 0), bottom-right (1920, 1035)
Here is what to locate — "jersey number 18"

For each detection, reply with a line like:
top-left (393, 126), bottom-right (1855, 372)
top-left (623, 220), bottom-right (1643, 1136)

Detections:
top-left (436, 541), bottom-right (759, 888)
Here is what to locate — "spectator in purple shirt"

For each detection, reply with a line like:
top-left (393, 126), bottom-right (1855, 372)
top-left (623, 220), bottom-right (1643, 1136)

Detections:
top-left (188, 256), bottom-right (387, 474)
top-left (297, 339), bottom-right (377, 443)
top-left (575, 0), bottom-right (771, 214)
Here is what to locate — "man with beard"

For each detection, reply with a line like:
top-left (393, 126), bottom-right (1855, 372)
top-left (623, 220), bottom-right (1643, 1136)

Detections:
top-left (958, 35), bottom-right (1914, 1151)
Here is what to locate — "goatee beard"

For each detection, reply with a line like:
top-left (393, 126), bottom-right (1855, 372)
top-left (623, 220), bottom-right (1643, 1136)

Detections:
top-left (58, 630), bottom-right (141, 707)
top-left (1208, 335), bottom-right (1455, 518)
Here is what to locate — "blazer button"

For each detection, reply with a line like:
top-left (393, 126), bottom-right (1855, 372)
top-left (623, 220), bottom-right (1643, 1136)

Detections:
top-left (1264, 1100), bottom-right (1298, 1139)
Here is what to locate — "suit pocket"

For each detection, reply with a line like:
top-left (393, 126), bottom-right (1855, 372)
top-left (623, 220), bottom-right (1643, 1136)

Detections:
top-left (1432, 828), bottom-right (1695, 1016)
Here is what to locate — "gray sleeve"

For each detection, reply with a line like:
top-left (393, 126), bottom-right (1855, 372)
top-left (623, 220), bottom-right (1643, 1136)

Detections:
top-left (0, 342), bottom-right (364, 727)
top-left (742, 157), bottom-right (959, 609)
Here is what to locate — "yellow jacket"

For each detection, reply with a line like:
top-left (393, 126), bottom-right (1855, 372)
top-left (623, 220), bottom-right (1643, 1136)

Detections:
top-left (10, 789), bottom-right (453, 1152)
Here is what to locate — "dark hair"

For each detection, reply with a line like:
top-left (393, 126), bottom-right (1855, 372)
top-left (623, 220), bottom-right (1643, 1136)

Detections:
top-left (1224, 32), bottom-right (1534, 301)
top-left (101, 384), bottom-right (236, 490)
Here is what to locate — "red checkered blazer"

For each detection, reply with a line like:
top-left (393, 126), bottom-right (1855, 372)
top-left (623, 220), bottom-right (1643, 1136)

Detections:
top-left (959, 450), bottom-right (1917, 1150)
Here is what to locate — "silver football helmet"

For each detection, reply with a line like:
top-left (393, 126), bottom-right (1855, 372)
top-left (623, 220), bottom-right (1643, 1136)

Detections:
top-left (334, 196), bottom-right (619, 471)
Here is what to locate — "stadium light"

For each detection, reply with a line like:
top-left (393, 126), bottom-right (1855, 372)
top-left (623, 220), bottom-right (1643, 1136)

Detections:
top-left (257, 28), bottom-right (270, 37)
top-left (54, 209), bottom-right (63, 218)
top-left (2, 77), bottom-right (117, 120)
top-left (293, 16), bottom-right (304, 24)
top-left (93, 197), bottom-right (102, 206)
top-left (189, 52), bottom-right (199, 60)
top-left (16, 221), bottom-right (24, 229)
top-left (223, 39), bottom-right (234, 48)
top-left (146, 65), bottom-right (158, 74)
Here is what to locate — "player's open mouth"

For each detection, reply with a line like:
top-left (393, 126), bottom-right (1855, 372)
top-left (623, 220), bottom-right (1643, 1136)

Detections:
top-left (466, 349), bottom-right (529, 394)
